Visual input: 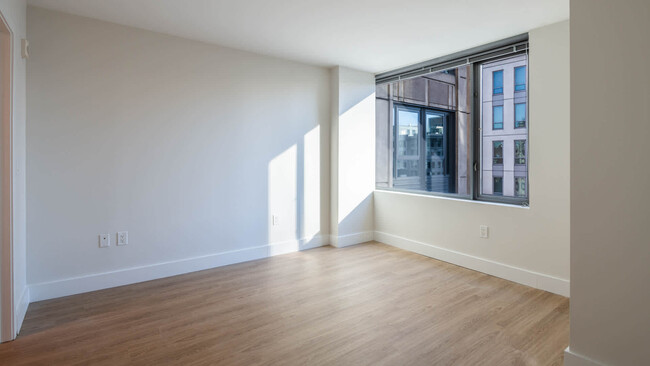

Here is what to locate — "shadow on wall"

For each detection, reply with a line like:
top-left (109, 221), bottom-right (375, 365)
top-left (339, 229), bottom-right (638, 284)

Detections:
top-left (266, 85), bottom-right (375, 254)
top-left (267, 124), bottom-right (325, 255)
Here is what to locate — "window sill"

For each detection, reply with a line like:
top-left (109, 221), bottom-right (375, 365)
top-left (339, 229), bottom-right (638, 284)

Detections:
top-left (374, 188), bottom-right (530, 209)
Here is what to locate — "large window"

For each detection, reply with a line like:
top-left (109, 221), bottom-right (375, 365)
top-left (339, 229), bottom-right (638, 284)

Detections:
top-left (375, 36), bottom-right (529, 205)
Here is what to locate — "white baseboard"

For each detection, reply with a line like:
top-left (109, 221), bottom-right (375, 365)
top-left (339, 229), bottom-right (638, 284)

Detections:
top-left (564, 347), bottom-right (608, 366)
top-left (29, 235), bottom-right (327, 302)
top-left (331, 231), bottom-right (374, 248)
top-left (15, 286), bottom-right (29, 336)
top-left (374, 231), bottom-right (570, 297)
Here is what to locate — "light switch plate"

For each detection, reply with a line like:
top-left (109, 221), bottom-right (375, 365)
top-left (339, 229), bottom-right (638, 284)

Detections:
top-left (117, 231), bottom-right (128, 246)
top-left (480, 225), bottom-right (489, 239)
top-left (99, 234), bottom-right (110, 248)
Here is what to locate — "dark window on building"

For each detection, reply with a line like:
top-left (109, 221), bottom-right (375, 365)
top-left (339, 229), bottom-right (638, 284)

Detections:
top-left (493, 106), bottom-right (504, 130)
top-left (515, 103), bottom-right (526, 128)
top-left (515, 66), bottom-right (526, 91)
top-left (493, 70), bottom-right (503, 94)
top-left (515, 140), bottom-right (526, 165)
top-left (493, 140), bottom-right (503, 165)
top-left (493, 177), bottom-right (503, 195)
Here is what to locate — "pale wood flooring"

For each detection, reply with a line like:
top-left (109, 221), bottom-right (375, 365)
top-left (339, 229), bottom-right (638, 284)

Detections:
top-left (0, 242), bottom-right (569, 365)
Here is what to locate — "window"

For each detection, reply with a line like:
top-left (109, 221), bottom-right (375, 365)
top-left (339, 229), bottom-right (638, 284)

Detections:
top-left (515, 66), bottom-right (526, 91)
top-left (515, 177), bottom-right (526, 197)
top-left (493, 140), bottom-right (503, 165)
top-left (493, 70), bottom-right (503, 94)
top-left (515, 103), bottom-right (526, 128)
top-left (493, 106), bottom-right (504, 130)
top-left (515, 140), bottom-right (526, 165)
top-left (375, 36), bottom-right (529, 204)
top-left (493, 177), bottom-right (503, 195)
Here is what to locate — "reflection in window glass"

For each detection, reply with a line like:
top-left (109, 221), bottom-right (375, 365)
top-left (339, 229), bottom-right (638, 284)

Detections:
top-left (395, 108), bottom-right (420, 179)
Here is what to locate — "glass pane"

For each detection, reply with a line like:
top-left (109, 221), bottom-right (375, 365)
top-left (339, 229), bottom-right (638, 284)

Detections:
top-left (493, 70), bottom-right (503, 94)
top-left (493, 141), bottom-right (503, 165)
top-left (515, 140), bottom-right (526, 164)
top-left (376, 64), bottom-right (472, 196)
top-left (480, 54), bottom-right (528, 199)
top-left (493, 106), bottom-right (503, 129)
top-left (394, 108), bottom-right (420, 185)
top-left (515, 177), bottom-right (526, 197)
top-left (425, 111), bottom-right (454, 193)
top-left (515, 66), bottom-right (526, 91)
top-left (493, 177), bottom-right (503, 195)
top-left (515, 103), bottom-right (526, 128)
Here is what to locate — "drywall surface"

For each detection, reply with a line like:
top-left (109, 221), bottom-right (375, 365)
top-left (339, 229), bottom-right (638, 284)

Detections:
top-left (26, 7), bottom-right (330, 297)
top-left (0, 0), bottom-right (27, 339)
top-left (330, 66), bottom-right (375, 246)
top-left (568, 1), bottom-right (650, 365)
top-left (374, 21), bottom-right (570, 294)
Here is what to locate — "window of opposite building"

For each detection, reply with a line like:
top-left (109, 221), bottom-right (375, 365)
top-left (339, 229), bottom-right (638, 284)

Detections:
top-left (374, 36), bottom-right (529, 205)
top-left (515, 140), bottom-right (526, 165)
top-left (515, 103), bottom-right (526, 128)
top-left (493, 70), bottom-right (503, 94)
top-left (493, 177), bottom-right (503, 195)
top-left (493, 106), bottom-right (504, 130)
top-left (493, 140), bottom-right (504, 165)
top-left (515, 177), bottom-right (526, 197)
top-left (515, 66), bottom-right (526, 91)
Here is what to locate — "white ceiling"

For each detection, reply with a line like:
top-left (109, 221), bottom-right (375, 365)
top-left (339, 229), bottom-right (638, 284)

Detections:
top-left (27, 0), bottom-right (568, 73)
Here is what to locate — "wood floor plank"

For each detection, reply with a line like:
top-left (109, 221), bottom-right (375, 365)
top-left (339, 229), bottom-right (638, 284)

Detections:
top-left (0, 242), bottom-right (569, 365)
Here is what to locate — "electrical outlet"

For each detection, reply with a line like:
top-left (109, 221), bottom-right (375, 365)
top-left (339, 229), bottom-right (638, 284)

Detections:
top-left (117, 231), bottom-right (128, 246)
top-left (480, 225), bottom-right (489, 239)
top-left (272, 215), bottom-right (279, 226)
top-left (99, 234), bottom-right (110, 248)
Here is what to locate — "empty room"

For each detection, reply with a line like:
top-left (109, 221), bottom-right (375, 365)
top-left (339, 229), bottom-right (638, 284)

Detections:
top-left (0, 0), bottom-right (648, 365)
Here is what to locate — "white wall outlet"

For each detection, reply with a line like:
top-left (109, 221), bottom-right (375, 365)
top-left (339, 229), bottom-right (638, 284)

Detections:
top-left (117, 231), bottom-right (128, 246)
top-left (272, 215), bottom-right (279, 226)
top-left (99, 233), bottom-right (110, 248)
top-left (480, 225), bottom-right (489, 239)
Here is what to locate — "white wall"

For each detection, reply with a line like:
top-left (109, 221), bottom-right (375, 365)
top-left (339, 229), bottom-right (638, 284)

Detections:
top-left (566, 1), bottom-right (650, 365)
top-left (330, 66), bottom-right (375, 247)
top-left (26, 7), bottom-right (330, 301)
top-left (0, 0), bottom-right (27, 340)
top-left (374, 20), bottom-right (570, 296)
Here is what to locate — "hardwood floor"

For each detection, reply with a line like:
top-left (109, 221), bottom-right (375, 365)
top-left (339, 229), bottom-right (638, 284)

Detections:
top-left (0, 242), bottom-right (569, 365)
